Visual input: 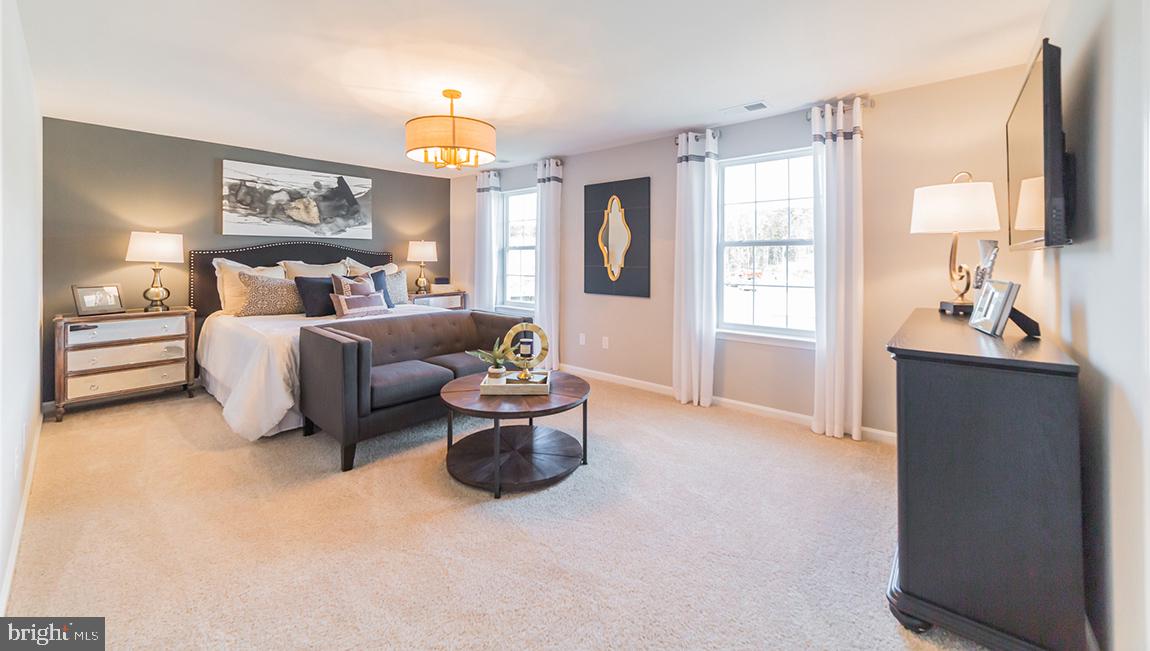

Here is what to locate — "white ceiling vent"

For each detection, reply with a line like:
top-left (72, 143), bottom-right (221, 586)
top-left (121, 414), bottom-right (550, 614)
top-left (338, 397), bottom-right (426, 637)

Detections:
top-left (742, 101), bottom-right (768, 112)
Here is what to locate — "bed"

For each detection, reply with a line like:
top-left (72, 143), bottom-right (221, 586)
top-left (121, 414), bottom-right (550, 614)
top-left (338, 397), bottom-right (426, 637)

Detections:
top-left (189, 241), bottom-right (444, 440)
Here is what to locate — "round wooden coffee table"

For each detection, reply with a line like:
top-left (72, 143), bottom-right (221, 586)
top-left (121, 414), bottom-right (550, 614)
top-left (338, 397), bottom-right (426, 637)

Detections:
top-left (440, 371), bottom-right (590, 498)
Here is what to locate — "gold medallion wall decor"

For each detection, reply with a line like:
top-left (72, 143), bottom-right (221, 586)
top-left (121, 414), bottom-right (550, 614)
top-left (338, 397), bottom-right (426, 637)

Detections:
top-left (502, 322), bottom-right (550, 381)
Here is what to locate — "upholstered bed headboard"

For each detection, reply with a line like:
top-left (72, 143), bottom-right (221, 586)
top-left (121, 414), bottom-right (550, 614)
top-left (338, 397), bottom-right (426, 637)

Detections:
top-left (188, 241), bottom-right (394, 321)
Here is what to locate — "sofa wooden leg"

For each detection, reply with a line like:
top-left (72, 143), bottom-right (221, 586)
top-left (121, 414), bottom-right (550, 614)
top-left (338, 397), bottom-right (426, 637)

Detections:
top-left (303, 418), bottom-right (316, 436)
top-left (340, 443), bottom-right (356, 471)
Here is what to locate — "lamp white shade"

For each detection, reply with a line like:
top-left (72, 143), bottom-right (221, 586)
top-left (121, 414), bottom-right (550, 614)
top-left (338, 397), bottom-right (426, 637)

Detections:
top-left (910, 181), bottom-right (1001, 234)
top-left (407, 240), bottom-right (438, 263)
top-left (1014, 176), bottom-right (1045, 231)
top-left (125, 231), bottom-right (184, 263)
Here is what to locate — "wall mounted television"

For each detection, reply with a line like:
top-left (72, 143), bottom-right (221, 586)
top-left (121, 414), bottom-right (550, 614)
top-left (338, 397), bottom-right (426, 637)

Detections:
top-left (1007, 38), bottom-right (1074, 250)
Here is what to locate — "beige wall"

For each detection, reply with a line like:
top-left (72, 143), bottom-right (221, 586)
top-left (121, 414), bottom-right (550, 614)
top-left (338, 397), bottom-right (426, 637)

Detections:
top-left (862, 65), bottom-right (1034, 432)
top-left (1, 0), bottom-right (43, 608)
top-left (1030, 0), bottom-right (1147, 647)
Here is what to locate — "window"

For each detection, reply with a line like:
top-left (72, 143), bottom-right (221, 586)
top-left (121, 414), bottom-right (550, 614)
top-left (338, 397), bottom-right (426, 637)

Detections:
top-left (497, 188), bottom-right (538, 312)
top-left (718, 148), bottom-right (815, 337)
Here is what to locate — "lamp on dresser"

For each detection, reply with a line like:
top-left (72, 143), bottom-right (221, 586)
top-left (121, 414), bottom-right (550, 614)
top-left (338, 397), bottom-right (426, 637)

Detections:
top-left (910, 172), bottom-right (1000, 315)
top-left (407, 240), bottom-right (438, 294)
top-left (125, 231), bottom-right (184, 311)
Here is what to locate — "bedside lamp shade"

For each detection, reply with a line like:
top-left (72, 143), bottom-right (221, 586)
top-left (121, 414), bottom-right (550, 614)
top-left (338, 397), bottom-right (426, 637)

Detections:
top-left (910, 182), bottom-right (1000, 234)
top-left (125, 231), bottom-right (184, 263)
top-left (407, 240), bottom-right (438, 263)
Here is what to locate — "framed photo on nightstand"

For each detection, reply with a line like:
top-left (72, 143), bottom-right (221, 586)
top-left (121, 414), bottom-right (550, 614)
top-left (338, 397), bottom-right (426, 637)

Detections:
top-left (72, 284), bottom-right (126, 316)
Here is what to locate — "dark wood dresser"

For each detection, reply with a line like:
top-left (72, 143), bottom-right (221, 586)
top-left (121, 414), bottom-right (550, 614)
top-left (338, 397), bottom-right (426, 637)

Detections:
top-left (886, 309), bottom-right (1085, 650)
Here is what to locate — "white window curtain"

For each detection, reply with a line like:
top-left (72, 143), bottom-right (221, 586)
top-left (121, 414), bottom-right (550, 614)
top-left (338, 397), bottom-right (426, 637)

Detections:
top-left (811, 98), bottom-right (864, 440)
top-left (535, 159), bottom-right (563, 369)
top-left (672, 129), bottom-right (719, 406)
top-left (473, 170), bottom-right (501, 312)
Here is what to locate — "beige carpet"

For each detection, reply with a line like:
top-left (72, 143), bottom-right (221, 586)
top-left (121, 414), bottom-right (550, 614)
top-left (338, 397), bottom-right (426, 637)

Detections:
top-left (9, 380), bottom-right (980, 649)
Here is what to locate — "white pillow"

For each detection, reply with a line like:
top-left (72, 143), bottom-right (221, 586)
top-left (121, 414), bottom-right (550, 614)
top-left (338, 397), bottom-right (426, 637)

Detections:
top-left (279, 260), bottom-right (349, 280)
top-left (344, 257), bottom-right (399, 277)
top-left (212, 258), bottom-right (286, 314)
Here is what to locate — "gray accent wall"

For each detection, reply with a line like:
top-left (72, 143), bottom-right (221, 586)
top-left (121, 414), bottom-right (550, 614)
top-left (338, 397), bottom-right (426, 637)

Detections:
top-left (41, 118), bottom-right (451, 399)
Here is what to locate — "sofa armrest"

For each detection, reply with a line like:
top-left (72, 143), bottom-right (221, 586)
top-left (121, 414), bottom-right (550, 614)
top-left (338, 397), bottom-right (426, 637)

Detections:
top-left (299, 326), bottom-right (370, 442)
top-left (470, 310), bottom-right (532, 349)
top-left (324, 328), bottom-right (373, 417)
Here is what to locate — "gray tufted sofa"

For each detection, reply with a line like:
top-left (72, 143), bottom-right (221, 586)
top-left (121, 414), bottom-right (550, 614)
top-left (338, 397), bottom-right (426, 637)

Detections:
top-left (299, 310), bottom-right (529, 471)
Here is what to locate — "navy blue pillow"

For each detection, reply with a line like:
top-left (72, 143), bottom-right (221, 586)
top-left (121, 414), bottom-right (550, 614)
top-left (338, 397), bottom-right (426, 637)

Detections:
top-left (368, 269), bottom-right (396, 308)
top-left (294, 276), bottom-right (338, 317)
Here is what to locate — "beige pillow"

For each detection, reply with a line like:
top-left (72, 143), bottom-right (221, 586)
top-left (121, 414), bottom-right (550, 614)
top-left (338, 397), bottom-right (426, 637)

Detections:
top-left (280, 260), bottom-right (349, 280)
top-left (344, 257), bottom-right (399, 277)
top-left (212, 258), bottom-right (286, 314)
top-left (235, 273), bottom-right (304, 317)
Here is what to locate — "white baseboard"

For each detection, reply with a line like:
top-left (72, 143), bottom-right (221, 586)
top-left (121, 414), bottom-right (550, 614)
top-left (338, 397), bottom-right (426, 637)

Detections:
top-left (557, 364), bottom-right (674, 396)
top-left (709, 395), bottom-right (811, 427)
top-left (559, 363), bottom-right (897, 445)
top-left (2, 416), bottom-right (43, 615)
top-left (862, 426), bottom-right (897, 445)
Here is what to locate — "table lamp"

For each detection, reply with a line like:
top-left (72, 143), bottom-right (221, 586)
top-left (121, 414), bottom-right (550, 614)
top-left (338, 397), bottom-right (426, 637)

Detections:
top-left (910, 172), bottom-right (1000, 315)
top-left (407, 240), bottom-right (438, 294)
top-left (125, 231), bottom-right (184, 311)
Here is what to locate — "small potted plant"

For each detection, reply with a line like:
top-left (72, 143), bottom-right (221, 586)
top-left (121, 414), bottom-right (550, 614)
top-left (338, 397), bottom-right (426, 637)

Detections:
top-left (467, 338), bottom-right (512, 379)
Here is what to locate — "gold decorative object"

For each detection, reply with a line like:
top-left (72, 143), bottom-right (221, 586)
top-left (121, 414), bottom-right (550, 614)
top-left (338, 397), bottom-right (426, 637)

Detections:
top-left (502, 323), bottom-right (550, 381)
top-left (597, 195), bottom-right (632, 281)
top-left (405, 89), bottom-right (496, 170)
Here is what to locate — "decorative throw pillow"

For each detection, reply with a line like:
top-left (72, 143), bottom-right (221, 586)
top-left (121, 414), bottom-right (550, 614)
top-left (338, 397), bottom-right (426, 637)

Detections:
top-left (383, 269), bottom-right (409, 305)
top-left (236, 272), bottom-right (304, 316)
top-left (212, 258), bottom-right (286, 314)
top-left (294, 276), bottom-right (338, 318)
top-left (329, 291), bottom-right (390, 318)
top-left (331, 273), bottom-right (376, 297)
top-left (344, 257), bottom-right (399, 277)
top-left (367, 269), bottom-right (395, 308)
top-left (279, 260), bottom-right (349, 280)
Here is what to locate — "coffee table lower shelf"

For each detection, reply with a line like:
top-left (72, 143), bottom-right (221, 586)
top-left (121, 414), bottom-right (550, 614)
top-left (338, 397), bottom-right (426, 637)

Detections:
top-left (446, 425), bottom-right (583, 497)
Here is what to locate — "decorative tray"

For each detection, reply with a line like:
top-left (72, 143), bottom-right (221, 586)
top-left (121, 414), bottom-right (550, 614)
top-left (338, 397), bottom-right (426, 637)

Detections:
top-left (479, 371), bottom-right (551, 395)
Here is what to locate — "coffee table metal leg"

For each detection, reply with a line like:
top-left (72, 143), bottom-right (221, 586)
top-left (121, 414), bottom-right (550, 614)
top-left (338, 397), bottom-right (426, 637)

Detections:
top-left (582, 400), bottom-right (588, 465)
top-left (492, 418), bottom-right (502, 498)
top-left (447, 410), bottom-right (454, 449)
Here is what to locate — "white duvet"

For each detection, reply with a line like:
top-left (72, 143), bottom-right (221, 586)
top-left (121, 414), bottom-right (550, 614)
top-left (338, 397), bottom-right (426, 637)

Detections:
top-left (196, 305), bottom-right (445, 441)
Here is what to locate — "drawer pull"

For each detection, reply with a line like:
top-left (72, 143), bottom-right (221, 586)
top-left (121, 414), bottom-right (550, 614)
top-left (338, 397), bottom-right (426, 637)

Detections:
top-left (89, 383), bottom-right (99, 391)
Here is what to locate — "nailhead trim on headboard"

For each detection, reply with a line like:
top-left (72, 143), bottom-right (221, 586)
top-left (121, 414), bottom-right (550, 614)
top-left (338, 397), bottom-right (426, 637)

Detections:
top-left (187, 240), bottom-right (394, 317)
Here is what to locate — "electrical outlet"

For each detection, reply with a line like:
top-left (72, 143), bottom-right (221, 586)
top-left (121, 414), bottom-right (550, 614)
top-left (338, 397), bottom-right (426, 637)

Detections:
top-left (578, 333), bottom-right (586, 345)
top-left (601, 336), bottom-right (609, 349)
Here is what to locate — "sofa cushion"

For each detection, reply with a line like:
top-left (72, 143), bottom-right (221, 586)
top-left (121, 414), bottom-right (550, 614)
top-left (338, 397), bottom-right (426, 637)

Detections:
top-left (369, 360), bottom-right (454, 409)
top-left (424, 351), bottom-right (490, 378)
top-left (324, 312), bottom-right (484, 366)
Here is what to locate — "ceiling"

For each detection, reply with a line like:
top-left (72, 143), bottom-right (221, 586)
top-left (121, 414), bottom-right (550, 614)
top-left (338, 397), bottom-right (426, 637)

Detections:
top-left (18, 0), bottom-right (1048, 177)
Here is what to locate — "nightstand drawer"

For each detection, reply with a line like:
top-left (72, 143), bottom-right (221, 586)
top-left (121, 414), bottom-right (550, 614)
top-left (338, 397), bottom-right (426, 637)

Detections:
top-left (66, 315), bottom-right (185, 346)
top-left (66, 362), bottom-right (186, 400)
top-left (413, 293), bottom-right (466, 309)
top-left (67, 340), bottom-right (186, 371)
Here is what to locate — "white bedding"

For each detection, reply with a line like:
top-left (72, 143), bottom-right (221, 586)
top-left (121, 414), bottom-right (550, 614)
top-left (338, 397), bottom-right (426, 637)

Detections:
top-left (196, 305), bottom-right (445, 441)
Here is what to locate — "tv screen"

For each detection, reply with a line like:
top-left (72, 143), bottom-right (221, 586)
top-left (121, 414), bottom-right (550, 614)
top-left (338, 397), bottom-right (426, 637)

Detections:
top-left (1007, 39), bottom-right (1072, 249)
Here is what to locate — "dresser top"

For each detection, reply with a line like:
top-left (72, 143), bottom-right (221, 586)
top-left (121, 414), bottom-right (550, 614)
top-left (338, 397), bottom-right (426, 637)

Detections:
top-left (54, 307), bottom-right (194, 322)
top-left (887, 308), bottom-right (1078, 375)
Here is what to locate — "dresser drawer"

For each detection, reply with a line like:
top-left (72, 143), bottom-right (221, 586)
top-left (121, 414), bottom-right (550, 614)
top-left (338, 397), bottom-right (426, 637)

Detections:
top-left (65, 362), bottom-right (186, 401)
top-left (66, 316), bottom-right (185, 346)
top-left (66, 340), bottom-right (186, 372)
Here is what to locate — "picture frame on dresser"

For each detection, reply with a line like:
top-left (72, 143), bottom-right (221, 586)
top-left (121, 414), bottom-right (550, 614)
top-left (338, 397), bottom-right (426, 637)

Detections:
top-left (53, 307), bottom-right (196, 421)
top-left (71, 284), bottom-right (126, 316)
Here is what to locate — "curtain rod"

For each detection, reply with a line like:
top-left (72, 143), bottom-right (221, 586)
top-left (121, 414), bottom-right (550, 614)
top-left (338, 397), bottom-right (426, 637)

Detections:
top-left (804, 96), bottom-right (875, 120)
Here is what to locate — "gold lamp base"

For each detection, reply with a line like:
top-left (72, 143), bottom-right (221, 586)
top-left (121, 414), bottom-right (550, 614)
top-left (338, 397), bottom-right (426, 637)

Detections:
top-left (143, 265), bottom-right (171, 312)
